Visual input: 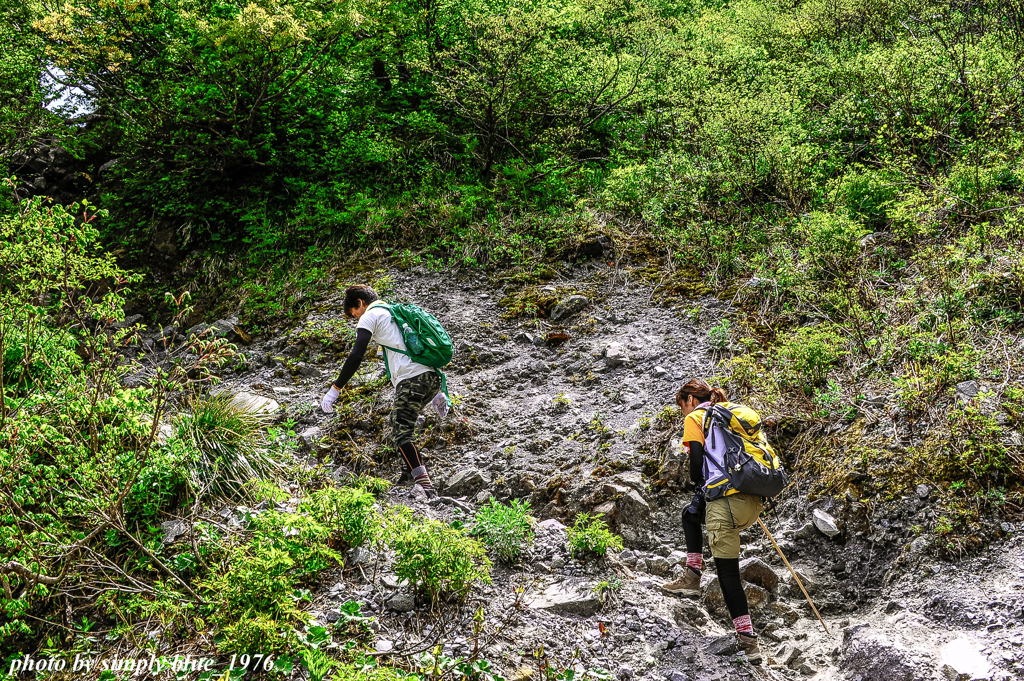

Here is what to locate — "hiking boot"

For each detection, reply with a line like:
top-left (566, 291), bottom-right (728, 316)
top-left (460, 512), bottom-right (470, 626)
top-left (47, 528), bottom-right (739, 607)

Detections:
top-left (735, 632), bottom-right (762, 665)
top-left (661, 567), bottom-right (702, 596)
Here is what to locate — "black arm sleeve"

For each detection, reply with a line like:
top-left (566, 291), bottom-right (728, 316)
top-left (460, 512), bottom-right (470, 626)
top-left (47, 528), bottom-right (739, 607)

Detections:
top-left (687, 440), bottom-right (706, 488)
top-left (333, 328), bottom-right (372, 389)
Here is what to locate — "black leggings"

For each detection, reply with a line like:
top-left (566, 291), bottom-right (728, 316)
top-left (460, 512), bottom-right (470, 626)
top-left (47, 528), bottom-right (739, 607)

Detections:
top-left (681, 507), bottom-right (749, 621)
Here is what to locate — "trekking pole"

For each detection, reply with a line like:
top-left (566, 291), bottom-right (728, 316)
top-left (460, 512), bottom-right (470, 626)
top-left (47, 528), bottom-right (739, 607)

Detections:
top-left (757, 517), bottom-right (830, 635)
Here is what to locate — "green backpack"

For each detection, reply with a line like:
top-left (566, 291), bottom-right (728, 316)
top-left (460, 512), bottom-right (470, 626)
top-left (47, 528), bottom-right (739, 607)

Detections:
top-left (369, 302), bottom-right (455, 395)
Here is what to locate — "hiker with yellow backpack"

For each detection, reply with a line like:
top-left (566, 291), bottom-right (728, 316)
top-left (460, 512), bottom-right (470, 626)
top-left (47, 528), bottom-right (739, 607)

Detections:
top-left (661, 379), bottom-right (787, 664)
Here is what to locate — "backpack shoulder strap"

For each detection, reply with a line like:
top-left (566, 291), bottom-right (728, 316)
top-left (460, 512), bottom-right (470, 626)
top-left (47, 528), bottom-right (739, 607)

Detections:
top-left (366, 301), bottom-right (411, 358)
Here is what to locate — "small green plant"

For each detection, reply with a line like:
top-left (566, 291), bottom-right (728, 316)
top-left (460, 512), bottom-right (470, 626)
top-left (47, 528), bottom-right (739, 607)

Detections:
top-left (385, 507), bottom-right (493, 603)
top-left (299, 485), bottom-right (380, 549)
top-left (586, 413), bottom-right (614, 441)
top-left (470, 498), bottom-right (535, 563)
top-left (707, 319), bottom-right (732, 350)
top-left (776, 323), bottom-right (849, 388)
top-left (812, 380), bottom-right (855, 420)
top-left (654, 405), bottom-right (678, 428)
top-left (567, 513), bottom-right (623, 560)
top-left (592, 577), bottom-right (623, 604)
top-left (330, 664), bottom-right (407, 681)
top-left (349, 475), bottom-right (392, 496)
top-left (333, 600), bottom-right (374, 639)
top-left (173, 392), bottom-right (284, 502)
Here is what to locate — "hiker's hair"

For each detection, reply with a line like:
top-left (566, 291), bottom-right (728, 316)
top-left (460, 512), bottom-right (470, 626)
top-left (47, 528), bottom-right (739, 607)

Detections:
top-left (676, 379), bottom-right (728, 406)
top-left (343, 285), bottom-right (379, 317)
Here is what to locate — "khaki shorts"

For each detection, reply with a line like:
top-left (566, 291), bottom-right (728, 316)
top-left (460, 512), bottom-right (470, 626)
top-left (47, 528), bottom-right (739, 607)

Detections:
top-left (706, 493), bottom-right (764, 559)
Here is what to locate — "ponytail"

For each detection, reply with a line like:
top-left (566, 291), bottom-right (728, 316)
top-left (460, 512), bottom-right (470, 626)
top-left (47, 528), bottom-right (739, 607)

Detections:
top-left (676, 378), bottom-right (728, 406)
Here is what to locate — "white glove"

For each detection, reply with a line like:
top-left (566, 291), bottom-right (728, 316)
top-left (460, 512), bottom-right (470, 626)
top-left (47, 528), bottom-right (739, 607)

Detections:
top-left (320, 386), bottom-right (340, 414)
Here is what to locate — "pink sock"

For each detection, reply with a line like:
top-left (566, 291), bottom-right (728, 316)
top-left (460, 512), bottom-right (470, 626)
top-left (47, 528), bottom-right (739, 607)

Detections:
top-left (686, 553), bottom-right (703, 571)
top-left (733, 615), bottom-right (754, 635)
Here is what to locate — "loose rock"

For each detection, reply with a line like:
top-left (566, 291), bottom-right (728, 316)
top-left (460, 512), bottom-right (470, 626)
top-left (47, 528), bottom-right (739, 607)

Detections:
top-left (550, 295), bottom-right (590, 322)
top-left (740, 556), bottom-right (780, 592)
top-left (812, 508), bottom-right (842, 537)
top-left (229, 391), bottom-right (280, 414)
top-left (527, 581), bottom-right (602, 616)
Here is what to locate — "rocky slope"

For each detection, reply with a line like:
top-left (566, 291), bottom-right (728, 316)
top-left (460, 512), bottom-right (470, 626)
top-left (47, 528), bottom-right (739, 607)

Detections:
top-left (139, 262), bottom-right (1022, 681)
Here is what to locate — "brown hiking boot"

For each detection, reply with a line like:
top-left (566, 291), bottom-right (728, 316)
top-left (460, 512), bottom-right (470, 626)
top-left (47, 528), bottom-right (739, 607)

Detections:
top-left (736, 632), bottom-right (762, 664)
top-left (661, 567), bottom-right (701, 596)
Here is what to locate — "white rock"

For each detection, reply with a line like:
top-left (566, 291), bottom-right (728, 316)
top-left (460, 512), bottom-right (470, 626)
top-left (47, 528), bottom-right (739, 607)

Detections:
top-left (229, 391), bottom-right (279, 414)
top-left (537, 518), bottom-right (567, 532)
top-left (604, 342), bottom-right (629, 367)
top-left (156, 423), bottom-right (174, 445)
top-left (940, 636), bottom-right (992, 680)
top-left (299, 426), bottom-right (322, 447)
top-left (812, 508), bottom-right (841, 537)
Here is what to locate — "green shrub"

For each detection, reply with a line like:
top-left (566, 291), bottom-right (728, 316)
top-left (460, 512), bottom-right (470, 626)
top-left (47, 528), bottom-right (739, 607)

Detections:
top-left (199, 545), bottom-right (310, 653)
top-left (200, 509), bottom-right (346, 653)
top-left (836, 168), bottom-right (900, 229)
top-left (385, 507), bottom-right (492, 603)
top-left (173, 392), bottom-right (284, 502)
top-left (470, 498), bottom-right (535, 564)
top-left (707, 319), bottom-right (732, 351)
top-left (776, 324), bottom-right (849, 388)
top-left (247, 510), bottom-right (345, 578)
top-left (122, 442), bottom-right (189, 524)
top-left (796, 211), bottom-right (869, 280)
top-left (299, 486), bottom-right (380, 549)
top-left (567, 513), bottom-right (623, 560)
top-left (349, 475), bottom-right (392, 497)
top-left (1, 322), bottom-right (82, 394)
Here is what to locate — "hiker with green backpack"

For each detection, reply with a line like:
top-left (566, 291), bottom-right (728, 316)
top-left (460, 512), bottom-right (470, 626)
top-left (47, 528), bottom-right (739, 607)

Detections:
top-left (320, 285), bottom-right (453, 498)
top-left (661, 379), bottom-right (787, 664)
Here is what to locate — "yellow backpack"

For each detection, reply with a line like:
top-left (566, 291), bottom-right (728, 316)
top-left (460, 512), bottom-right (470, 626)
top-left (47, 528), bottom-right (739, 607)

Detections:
top-left (701, 401), bottom-right (787, 499)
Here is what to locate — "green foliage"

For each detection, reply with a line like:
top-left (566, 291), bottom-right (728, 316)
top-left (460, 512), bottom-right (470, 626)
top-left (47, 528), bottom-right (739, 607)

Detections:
top-left (566, 513), bottom-right (623, 560)
top-left (1, 322), bottom-right (81, 394)
top-left (776, 324), bottom-right (849, 388)
top-left (172, 392), bottom-right (284, 502)
top-left (385, 507), bottom-right (492, 603)
top-left (592, 576), bottom-right (623, 605)
top-left (330, 663), bottom-right (407, 681)
top-left (298, 486), bottom-right (380, 549)
top-left (795, 212), bottom-right (870, 281)
top-left (0, 195), bottom-right (167, 650)
top-left (470, 498), bottom-right (535, 564)
top-left (349, 475), bottom-right (392, 497)
top-left (199, 507), bottom-right (347, 653)
top-left (707, 319), bottom-right (732, 351)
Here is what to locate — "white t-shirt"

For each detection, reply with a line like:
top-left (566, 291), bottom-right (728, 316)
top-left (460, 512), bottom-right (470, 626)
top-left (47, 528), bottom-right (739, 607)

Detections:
top-left (357, 303), bottom-right (434, 387)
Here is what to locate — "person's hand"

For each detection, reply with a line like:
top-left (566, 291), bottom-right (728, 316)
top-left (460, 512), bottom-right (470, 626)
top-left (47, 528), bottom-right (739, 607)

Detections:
top-left (684, 490), bottom-right (706, 517)
top-left (320, 386), bottom-right (340, 414)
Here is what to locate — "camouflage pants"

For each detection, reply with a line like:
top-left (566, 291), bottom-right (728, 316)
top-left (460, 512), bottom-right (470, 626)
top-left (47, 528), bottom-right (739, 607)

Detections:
top-left (391, 370), bottom-right (441, 448)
